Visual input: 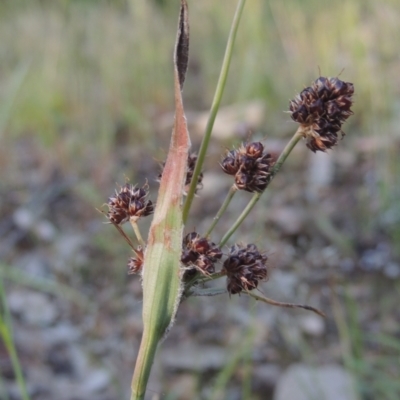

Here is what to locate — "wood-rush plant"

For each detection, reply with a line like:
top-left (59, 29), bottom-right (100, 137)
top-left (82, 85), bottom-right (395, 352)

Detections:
top-left (104, 1), bottom-right (355, 398)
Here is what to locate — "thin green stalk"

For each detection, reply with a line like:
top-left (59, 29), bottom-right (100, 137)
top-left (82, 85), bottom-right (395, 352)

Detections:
top-left (205, 185), bottom-right (237, 237)
top-left (130, 328), bottom-right (159, 400)
top-left (130, 219), bottom-right (145, 247)
top-left (183, 0), bottom-right (247, 223)
top-left (0, 278), bottom-right (30, 400)
top-left (219, 128), bottom-right (303, 246)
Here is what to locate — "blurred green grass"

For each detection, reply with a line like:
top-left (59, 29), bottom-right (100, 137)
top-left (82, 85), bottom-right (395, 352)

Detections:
top-left (1, 0), bottom-right (399, 197)
top-left (1, 0), bottom-right (399, 143)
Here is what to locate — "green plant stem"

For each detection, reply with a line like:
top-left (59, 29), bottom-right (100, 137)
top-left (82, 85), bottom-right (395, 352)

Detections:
top-left (0, 326), bottom-right (30, 400)
top-left (130, 219), bottom-right (145, 247)
top-left (182, 0), bottom-right (247, 224)
top-left (205, 185), bottom-right (237, 237)
top-left (130, 328), bottom-right (158, 400)
top-left (219, 128), bottom-right (303, 246)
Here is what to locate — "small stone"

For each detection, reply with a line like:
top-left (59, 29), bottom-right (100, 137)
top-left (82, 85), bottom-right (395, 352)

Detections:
top-left (360, 244), bottom-right (391, 272)
top-left (167, 373), bottom-right (197, 400)
top-left (8, 290), bottom-right (58, 326)
top-left (298, 314), bottom-right (325, 336)
top-left (161, 345), bottom-right (227, 372)
top-left (383, 262), bottom-right (400, 279)
top-left (42, 323), bottom-right (81, 346)
top-left (13, 208), bottom-right (35, 230)
top-left (82, 369), bottom-right (111, 393)
top-left (253, 364), bottom-right (281, 389)
top-left (34, 220), bottom-right (57, 241)
top-left (268, 207), bottom-right (305, 236)
top-left (274, 364), bottom-right (357, 400)
top-left (306, 150), bottom-right (334, 201)
top-left (15, 253), bottom-right (50, 277)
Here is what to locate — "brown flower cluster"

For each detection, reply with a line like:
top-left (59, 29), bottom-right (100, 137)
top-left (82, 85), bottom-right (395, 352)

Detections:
top-left (289, 77), bottom-right (354, 152)
top-left (181, 232), bottom-right (222, 275)
top-left (221, 142), bottom-right (274, 193)
top-left (107, 184), bottom-right (153, 225)
top-left (127, 246), bottom-right (144, 275)
top-left (222, 244), bottom-right (268, 295)
top-left (158, 153), bottom-right (203, 194)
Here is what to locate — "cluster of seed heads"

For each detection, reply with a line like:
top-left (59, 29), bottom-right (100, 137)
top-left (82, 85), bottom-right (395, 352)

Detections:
top-left (158, 153), bottom-right (203, 194)
top-left (289, 77), bottom-right (354, 152)
top-left (181, 232), bottom-right (222, 275)
top-left (106, 184), bottom-right (153, 225)
top-left (221, 142), bottom-right (274, 193)
top-left (106, 77), bottom-right (354, 299)
top-left (222, 244), bottom-right (268, 295)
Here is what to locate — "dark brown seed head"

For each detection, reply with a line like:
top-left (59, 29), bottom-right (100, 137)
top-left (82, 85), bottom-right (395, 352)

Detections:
top-left (183, 231), bottom-right (201, 248)
top-left (220, 150), bottom-right (240, 175)
top-left (245, 142), bottom-right (264, 158)
top-left (181, 249), bottom-right (198, 264)
top-left (234, 171), bottom-right (251, 191)
top-left (222, 142), bottom-right (274, 193)
top-left (107, 183), bottom-right (153, 225)
top-left (222, 243), bottom-right (268, 295)
top-left (289, 76), bottom-right (354, 152)
top-left (196, 255), bottom-right (215, 274)
top-left (192, 237), bottom-right (210, 254)
top-left (127, 246), bottom-right (145, 274)
top-left (181, 232), bottom-right (222, 276)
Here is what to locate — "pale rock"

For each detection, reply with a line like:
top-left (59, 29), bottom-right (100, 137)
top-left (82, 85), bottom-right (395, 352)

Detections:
top-left (306, 151), bottom-right (334, 201)
top-left (34, 219), bottom-right (57, 241)
top-left (253, 364), bottom-right (281, 388)
top-left (82, 369), bottom-right (111, 393)
top-left (13, 208), bottom-right (35, 230)
top-left (191, 101), bottom-right (266, 140)
top-left (8, 290), bottom-right (58, 326)
top-left (298, 314), bottom-right (325, 336)
top-left (274, 364), bottom-right (357, 400)
top-left (161, 344), bottom-right (227, 371)
top-left (268, 206), bottom-right (305, 235)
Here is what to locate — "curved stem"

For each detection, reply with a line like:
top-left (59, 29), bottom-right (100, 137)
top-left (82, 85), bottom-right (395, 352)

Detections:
top-left (219, 128), bottom-right (303, 246)
top-left (245, 290), bottom-right (326, 317)
top-left (205, 185), bottom-right (237, 237)
top-left (183, 0), bottom-right (247, 223)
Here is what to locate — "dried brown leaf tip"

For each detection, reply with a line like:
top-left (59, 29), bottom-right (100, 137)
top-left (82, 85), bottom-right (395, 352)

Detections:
top-left (159, 153), bottom-right (203, 194)
top-left (289, 77), bottom-right (354, 152)
top-left (222, 244), bottom-right (268, 295)
top-left (128, 246), bottom-right (145, 275)
top-left (107, 183), bottom-right (153, 225)
top-left (221, 142), bottom-right (274, 193)
top-left (181, 232), bottom-right (222, 275)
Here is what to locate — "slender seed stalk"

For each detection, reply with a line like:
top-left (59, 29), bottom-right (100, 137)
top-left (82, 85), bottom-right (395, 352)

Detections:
top-left (205, 185), bottom-right (237, 237)
top-left (219, 128), bottom-right (303, 246)
top-left (183, 0), bottom-right (247, 223)
top-left (245, 290), bottom-right (325, 317)
top-left (130, 219), bottom-right (145, 247)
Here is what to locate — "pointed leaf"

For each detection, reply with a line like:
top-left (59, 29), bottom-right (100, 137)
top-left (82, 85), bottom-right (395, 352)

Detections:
top-left (131, 2), bottom-right (190, 398)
